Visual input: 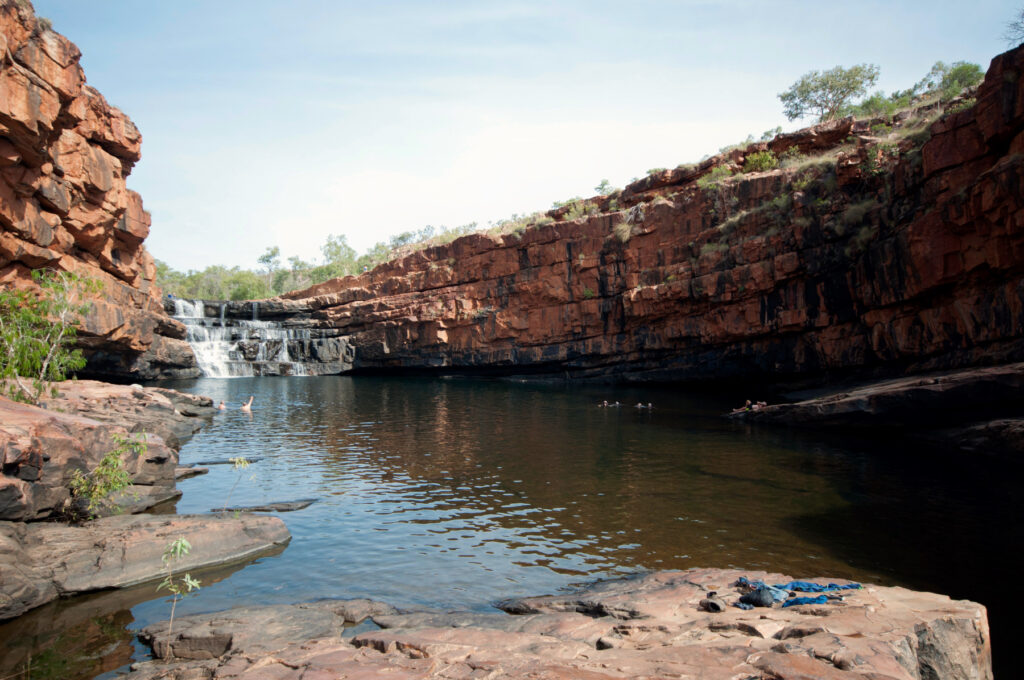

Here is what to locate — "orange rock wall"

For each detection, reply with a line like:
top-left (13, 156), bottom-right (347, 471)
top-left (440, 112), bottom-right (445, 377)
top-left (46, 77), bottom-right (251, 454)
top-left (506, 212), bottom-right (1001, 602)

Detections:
top-left (283, 47), bottom-right (1024, 383)
top-left (0, 1), bottom-right (196, 379)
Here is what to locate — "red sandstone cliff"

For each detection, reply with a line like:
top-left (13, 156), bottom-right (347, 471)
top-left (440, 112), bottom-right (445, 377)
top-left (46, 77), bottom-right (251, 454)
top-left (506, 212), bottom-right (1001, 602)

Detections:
top-left (278, 47), bottom-right (1024, 384)
top-left (0, 0), bottom-right (196, 379)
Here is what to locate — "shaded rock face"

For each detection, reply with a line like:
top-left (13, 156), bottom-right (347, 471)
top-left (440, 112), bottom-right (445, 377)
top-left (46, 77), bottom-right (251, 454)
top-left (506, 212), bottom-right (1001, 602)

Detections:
top-left (0, 380), bottom-right (213, 521)
top-left (0, 1), bottom-right (198, 381)
top-left (268, 47), bottom-right (1024, 384)
top-left (0, 512), bottom-right (290, 620)
top-left (126, 568), bottom-right (991, 680)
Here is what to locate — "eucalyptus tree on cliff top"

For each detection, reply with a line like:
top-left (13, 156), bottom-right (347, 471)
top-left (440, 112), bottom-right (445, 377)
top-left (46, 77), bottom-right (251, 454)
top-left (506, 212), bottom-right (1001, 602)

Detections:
top-left (778, 64), bottom-right (880, 122)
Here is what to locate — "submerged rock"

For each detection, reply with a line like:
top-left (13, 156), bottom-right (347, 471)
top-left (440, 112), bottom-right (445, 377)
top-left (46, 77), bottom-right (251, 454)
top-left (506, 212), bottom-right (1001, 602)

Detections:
top-left (214, 499), bottom-right (317, 513)
top-left (125, 568), bottom-right (991, 679)
top-left (0, 513), bottom-right (290, 621)
top-left (733, 363), bottom-right (1024, 457)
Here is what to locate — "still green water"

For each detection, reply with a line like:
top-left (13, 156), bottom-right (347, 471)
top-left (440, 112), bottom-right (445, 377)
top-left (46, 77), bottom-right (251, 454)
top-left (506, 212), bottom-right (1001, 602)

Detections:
top-left (1, 376), bottom-right (1017, 678)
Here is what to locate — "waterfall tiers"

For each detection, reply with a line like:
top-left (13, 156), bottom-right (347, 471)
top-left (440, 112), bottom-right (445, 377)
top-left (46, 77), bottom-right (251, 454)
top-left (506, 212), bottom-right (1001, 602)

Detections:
top-left (168, 299), bottom-right (354, 378)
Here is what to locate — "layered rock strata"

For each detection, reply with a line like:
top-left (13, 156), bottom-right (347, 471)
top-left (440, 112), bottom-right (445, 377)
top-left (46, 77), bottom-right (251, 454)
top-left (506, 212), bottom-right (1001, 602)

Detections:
top-left (165, 299), bottom-right (355, 376)
top-left (125, 568), bottom-right (991, 680)
top-left (0, 512), bottom-right (291, 620)
top-left (269, 47), bottom-right (1024, 386)
top-left (0, 1), bottom-right (197, 380)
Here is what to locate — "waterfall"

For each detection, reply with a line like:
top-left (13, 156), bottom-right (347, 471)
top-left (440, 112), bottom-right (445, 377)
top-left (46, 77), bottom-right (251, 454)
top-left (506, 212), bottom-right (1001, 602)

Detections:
top-left (170, 299), bottom-right (312, 378)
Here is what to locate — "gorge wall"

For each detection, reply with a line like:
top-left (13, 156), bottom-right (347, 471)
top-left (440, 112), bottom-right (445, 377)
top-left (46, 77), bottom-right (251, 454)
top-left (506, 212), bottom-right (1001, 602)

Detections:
top-left (0, 0), bottom-right (197, 380)
top-left (269, 45), bottom-right (1024, 385)
top-left (4, 0), bottom-right (1024, 388)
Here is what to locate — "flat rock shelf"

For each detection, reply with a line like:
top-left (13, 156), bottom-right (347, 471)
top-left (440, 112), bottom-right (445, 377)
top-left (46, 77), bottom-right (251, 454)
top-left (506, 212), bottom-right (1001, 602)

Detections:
top-left (126, 568), bottom-right (991, 679)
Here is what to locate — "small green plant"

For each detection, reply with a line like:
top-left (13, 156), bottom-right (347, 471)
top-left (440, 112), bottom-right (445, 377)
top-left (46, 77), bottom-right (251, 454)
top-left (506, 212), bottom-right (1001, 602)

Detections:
top-left (700, 242), bottom-right (729, 256)
top-left (862, 142), bottom-right (900, 176)
top-left (870, 122), bottom-right (893, 136)
top-left (0, 270), bottom-right (99, 405)
top-left (158, 537), bottom-right (201, 652)
top-left (614, 221), bottom-right (632, 243)
top-left (594, 179), bottom-right (615, 195)
top-left (743, 150), bottom-right (779, 173)
top-left (646, 167), bottom-right (667, 175)
top-left (779, 146), bottom-right (805, 167)
top-left (220, 456), bottom-right (251, 514)
top-left (842, 199), bottom-right (879, 226)
top-left (696, 166), bottom-right (733, 190)
top-left (69, 433), bottom-right (144, 519)
top-left (564, 200), bottom-right (598, 221)
top-left (791, 172), bottom-right (814, 191)
top-left (583, 287), bottom-right (596, 299)
top-left (946, 97), bottom-right (976, 115)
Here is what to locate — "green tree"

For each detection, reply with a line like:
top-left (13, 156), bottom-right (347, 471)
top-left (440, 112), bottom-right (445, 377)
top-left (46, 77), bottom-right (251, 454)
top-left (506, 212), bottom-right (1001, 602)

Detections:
top-left (257, 246), bottom-right (281, 275)
top-left (0, 270), bottom-right (97, 404)
top-left (914, 61), bottom-right (984, 101)
top-left (779, 64), bottom-right (880, 122)
top-left (320, 233), bottom-right (356, 273)
top-left (594, 179), bottom-right (614, 195)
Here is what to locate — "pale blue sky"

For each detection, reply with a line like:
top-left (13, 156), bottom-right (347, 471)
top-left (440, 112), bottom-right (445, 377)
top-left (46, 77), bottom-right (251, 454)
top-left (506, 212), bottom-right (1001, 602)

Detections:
top-left (32, 0), bottom-right (1018, 271)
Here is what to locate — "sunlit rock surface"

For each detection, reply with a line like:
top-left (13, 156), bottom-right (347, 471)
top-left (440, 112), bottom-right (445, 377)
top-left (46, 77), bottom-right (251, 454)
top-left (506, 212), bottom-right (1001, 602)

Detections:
top-left (127, 568), bottom-right (991, 680)
top-left (0, 1), bottom-right (197, 380)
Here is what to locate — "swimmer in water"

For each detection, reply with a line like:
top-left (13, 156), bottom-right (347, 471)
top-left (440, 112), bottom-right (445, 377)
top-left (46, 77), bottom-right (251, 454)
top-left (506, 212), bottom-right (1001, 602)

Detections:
top-left (241, 396), bottom-right (254, 412)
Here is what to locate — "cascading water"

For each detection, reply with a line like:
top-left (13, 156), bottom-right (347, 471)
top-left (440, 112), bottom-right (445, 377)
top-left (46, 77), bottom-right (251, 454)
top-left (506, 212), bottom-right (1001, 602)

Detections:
top-left (171, 299), bottom-right (312, 377)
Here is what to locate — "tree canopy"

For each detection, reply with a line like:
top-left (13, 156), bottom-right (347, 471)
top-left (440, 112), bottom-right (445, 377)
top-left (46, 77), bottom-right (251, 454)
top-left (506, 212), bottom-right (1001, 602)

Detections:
top-left (778, 64), bottom-right (880, 122)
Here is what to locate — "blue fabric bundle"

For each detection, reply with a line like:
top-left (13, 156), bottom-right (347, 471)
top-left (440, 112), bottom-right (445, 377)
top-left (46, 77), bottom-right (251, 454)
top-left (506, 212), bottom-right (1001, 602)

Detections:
top-left (733, 576), bottom-right (861, 609)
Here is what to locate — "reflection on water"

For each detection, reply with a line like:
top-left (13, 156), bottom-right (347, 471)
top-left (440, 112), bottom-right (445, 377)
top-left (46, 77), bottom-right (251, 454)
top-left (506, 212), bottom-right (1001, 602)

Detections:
top-left (0, 554), bottom-right (281, 680)
top-left (4, 376), bottom-right (1019, 678)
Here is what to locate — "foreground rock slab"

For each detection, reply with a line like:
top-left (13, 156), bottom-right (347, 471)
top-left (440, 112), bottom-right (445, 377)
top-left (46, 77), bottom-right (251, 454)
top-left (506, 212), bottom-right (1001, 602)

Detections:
top-left (0, 513), bottom-right (290, 621)
top-left (126, 568), bottom-right (991, 680)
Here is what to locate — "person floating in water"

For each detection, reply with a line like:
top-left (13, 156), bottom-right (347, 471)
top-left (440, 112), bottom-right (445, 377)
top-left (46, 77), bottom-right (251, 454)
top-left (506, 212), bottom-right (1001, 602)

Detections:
top-left (732, 400), bottom-right (753, 413)
top-left (218, 401), bottom-right (226, 411)
top-left (241, 396), bottom-right (254, 412)
top-left (599, 400), bottom-right (609, 407)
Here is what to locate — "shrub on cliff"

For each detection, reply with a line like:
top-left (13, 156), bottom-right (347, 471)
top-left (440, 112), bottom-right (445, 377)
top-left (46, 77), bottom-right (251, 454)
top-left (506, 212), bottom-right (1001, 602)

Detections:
top-left (743, 151), bottom-right (778, 173)
top-left (0, 270), bottom-right (97, 405)
top-left (779, 64), bottom-right (880, 121)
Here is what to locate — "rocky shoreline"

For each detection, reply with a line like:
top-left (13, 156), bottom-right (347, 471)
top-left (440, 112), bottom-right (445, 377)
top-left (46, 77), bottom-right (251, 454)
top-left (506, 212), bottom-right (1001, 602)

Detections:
top-left (123, 568), bottom-right (991, 680)
top-left (0, 380), bottom-right (292, 622)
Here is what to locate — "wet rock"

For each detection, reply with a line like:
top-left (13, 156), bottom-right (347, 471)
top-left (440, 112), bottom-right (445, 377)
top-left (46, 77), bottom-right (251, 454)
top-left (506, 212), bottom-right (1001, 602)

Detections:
top-left (138, 599), bottom-right (396, 662)
top-left (175, 465), bottom-right (208, 480)
top-left (196, 457), bottom-right (264, 466)
top-left (0, 512), bottom-right (290, 621)
top-left (734, 363), bottom-right (1024, 456)
top-left (123, 568), bottom-right (991, 679)
top-left (215, 499), bottom-right (317, 513)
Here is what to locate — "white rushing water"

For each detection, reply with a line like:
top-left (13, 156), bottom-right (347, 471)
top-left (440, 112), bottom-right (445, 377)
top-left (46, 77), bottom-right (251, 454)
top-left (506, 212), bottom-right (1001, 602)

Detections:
top-left (171, 299), bottom-right (311, 377)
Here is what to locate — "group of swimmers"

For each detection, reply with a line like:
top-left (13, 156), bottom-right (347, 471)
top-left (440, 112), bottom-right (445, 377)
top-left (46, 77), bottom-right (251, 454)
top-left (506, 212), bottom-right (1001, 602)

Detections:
top-left (599, 400), bottom-right (654, 409)
top-left (731, 399), bottom-right (768, 413)
top-left (217, 396), bottom-right (254, 412)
